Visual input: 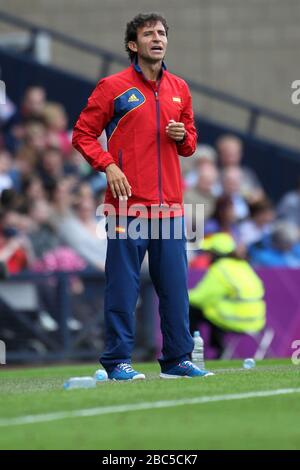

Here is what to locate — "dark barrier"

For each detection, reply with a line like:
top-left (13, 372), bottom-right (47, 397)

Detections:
top-left (0, 270), bottom-right (156, 364)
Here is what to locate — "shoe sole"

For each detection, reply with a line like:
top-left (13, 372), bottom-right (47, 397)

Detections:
top-left (109, 374), bottom-right (146, 381)
top-left (160, 372), bottom-right (215, 379)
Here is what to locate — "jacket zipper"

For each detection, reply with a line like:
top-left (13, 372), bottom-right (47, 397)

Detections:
top-left (118, 149), bottom-right (123, 170)
top-left (154, 88), bottom-right (163, 206)
top-left (136, 64), bottom-right (164, 206)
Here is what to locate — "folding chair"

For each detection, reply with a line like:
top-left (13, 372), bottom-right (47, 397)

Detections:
top-left (221, 326), bottom-right (275, 360)
top-left (0, 281), bottom-right (59, 350)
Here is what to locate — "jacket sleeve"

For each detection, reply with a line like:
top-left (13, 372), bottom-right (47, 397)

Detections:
top-left (72, 79), bottom-right (115, 172)
top-left (177, 81), bottom-right (197, 157)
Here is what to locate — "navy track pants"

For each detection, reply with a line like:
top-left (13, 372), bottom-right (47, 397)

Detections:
top-left (100, 216), bottom-right (194, 372)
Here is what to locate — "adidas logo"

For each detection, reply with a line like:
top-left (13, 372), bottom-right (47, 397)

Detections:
top-left (128, 93), bottom-right (139, 102)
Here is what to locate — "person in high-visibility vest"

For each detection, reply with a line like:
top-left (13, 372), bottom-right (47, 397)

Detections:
top-left (189, 233), bottom-right (266, 358)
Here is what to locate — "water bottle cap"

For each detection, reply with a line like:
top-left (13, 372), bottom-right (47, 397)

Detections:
top-left (193, 331), bottom-right (200, 337)
top-left (94, 369), bottom-right (108, 381)
top-left (243, 358), bottom-right (256, 369)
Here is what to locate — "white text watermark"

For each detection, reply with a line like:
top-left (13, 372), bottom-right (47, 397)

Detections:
top-left (291, 80), bottom-right (300, 105)
top-left (0, 80), bottom-right (6, 105)
top-left (0, 340), bottom-right (6, 365)
top-left (291, 339), bottom-right (300, 365)
top-left (95, 202), bottom-right (204, 251)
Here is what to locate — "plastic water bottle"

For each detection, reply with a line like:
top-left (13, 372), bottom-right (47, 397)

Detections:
top-left (94, 369), bottom-right (108, 382)
top-left (63, 376), bottom-right (96, 390)
top-left (243, 358), bottom-right (256, 369)
top-left (192, 330), bottom-right (205, 369)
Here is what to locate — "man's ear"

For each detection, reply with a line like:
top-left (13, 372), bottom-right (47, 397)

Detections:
top-left (128, 41), bottom-right (137, 53)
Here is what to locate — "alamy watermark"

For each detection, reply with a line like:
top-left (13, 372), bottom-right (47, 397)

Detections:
top-left (0, 340), bottom-right (6, 365)
top-left (0, 80), bottom-right (6, 105)
top-left (96, 202), bottom-right (204, 251)
top-left (291, 80), bottom-right (300, 105)
top-left (291, 340), bottom-right (300, 365)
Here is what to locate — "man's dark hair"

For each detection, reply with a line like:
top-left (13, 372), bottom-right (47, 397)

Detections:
top-left (249, 198), bottom-right (273, 218)
top-left (125, 12), bottom-right (169, 61)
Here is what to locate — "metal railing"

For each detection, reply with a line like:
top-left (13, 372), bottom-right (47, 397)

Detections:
top-left (1, 9), bottom-right (300, 137)
top-left (0, 270), bottom-right (155, 363)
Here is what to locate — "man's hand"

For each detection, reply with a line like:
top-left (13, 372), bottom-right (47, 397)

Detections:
top-left (106, 163), bottom-right (132, 200)
top-left (165, 119), bottom-right (186, 142)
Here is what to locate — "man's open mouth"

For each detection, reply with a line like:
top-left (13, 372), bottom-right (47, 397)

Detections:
top-left (151, 46), bottom-right (163, 51)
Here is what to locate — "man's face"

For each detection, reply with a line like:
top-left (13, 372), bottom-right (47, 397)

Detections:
top-left (23, 88), bottom-right (46, 116)
top-left (218, 139), bottom-right (242, 167)
top-left (129, 21), bottom-right (168, 63)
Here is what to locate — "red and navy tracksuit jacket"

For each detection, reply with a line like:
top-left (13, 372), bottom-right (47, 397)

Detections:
top-left (72, 61), bottom-right (197, 217)
top-left (72, 61), bottom-right (196, 370)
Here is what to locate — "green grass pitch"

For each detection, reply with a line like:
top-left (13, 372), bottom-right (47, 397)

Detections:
top-left (0, 359), bottom-right (299, 450)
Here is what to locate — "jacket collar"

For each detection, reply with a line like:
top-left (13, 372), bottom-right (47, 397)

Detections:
top-left (132, 56), bottom-right (167, 77)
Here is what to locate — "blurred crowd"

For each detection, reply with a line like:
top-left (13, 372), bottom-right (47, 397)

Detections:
top-left (0, 85), bottom-right (300, 277)
top-left (0, 86), bottom-right (108, 279)
top-left (182, 136), bottom-right (300, 269)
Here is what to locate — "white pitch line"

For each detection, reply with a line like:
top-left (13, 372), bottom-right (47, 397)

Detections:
top-left (1, 388), bottom-right (300, 428)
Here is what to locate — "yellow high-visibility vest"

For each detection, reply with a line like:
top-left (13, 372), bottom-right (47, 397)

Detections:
top-left (189, 258), bottom-right (266, 332)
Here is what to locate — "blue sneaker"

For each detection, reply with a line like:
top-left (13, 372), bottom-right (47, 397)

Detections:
top-left (160, 360), bottom-right (214, 379)
top-left (107, 363), bottom-right (145, 381)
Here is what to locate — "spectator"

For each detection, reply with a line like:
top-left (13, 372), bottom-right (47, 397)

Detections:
top-left (205, 195), bottom-right (245, 256)
top-left (38, 147), bottom-right (66, 185)
top-left (26, 199), bottom-right (87, 333)
top-left (15, 118), bottom-right (48, 179)
top-left (277, 176), bottom-right (300, 228)
top-left (43, 102), bottom-right (72, 157)
top-left (0, 188), bottom-right (23, 212)
top-left (69, 148), bottom-right (107, 194)
top-left (189, 233), bottom-right (266, 358)
top-left (75, 195), bottom-right (99, 236)
top-left (181, 144), bottom-right (217, 189)
top-left (222, 166), bottom-right (250, 220)
top-left (249, 221), bottom-right (300, 267)
top-left (0, 210), bottom-right (30, 274)
top-left (205, 195), bottom-right (239, 237)
top-left (39, 146), bottom-right (80, 188)
top-left (27, 199), bottom-right (60, 260)
top-left (217, 134), bottom-right (264, 203)
top-left (49, 179), bottom-right (107, 270)
top-left (22, 175), bottom-right (47, 205)
top-left (184, 161), bottom-right (218, 223)
top-left (3, 86), bottom-right (47, 153)
top-left (239, 198), bottom-right (275, 247)
top-left (20, 86), bottom-right (46, 120)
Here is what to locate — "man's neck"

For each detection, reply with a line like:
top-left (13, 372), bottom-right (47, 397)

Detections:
top-left (137, 57), bottom-right (163, 81)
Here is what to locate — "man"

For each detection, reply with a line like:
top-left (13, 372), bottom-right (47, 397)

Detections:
top-left (72, 13), bottom-right (213, 380)
top-left (3, 86), bottom-right (46, 153)
top-left (216, 134), bottom-right (264, 204)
